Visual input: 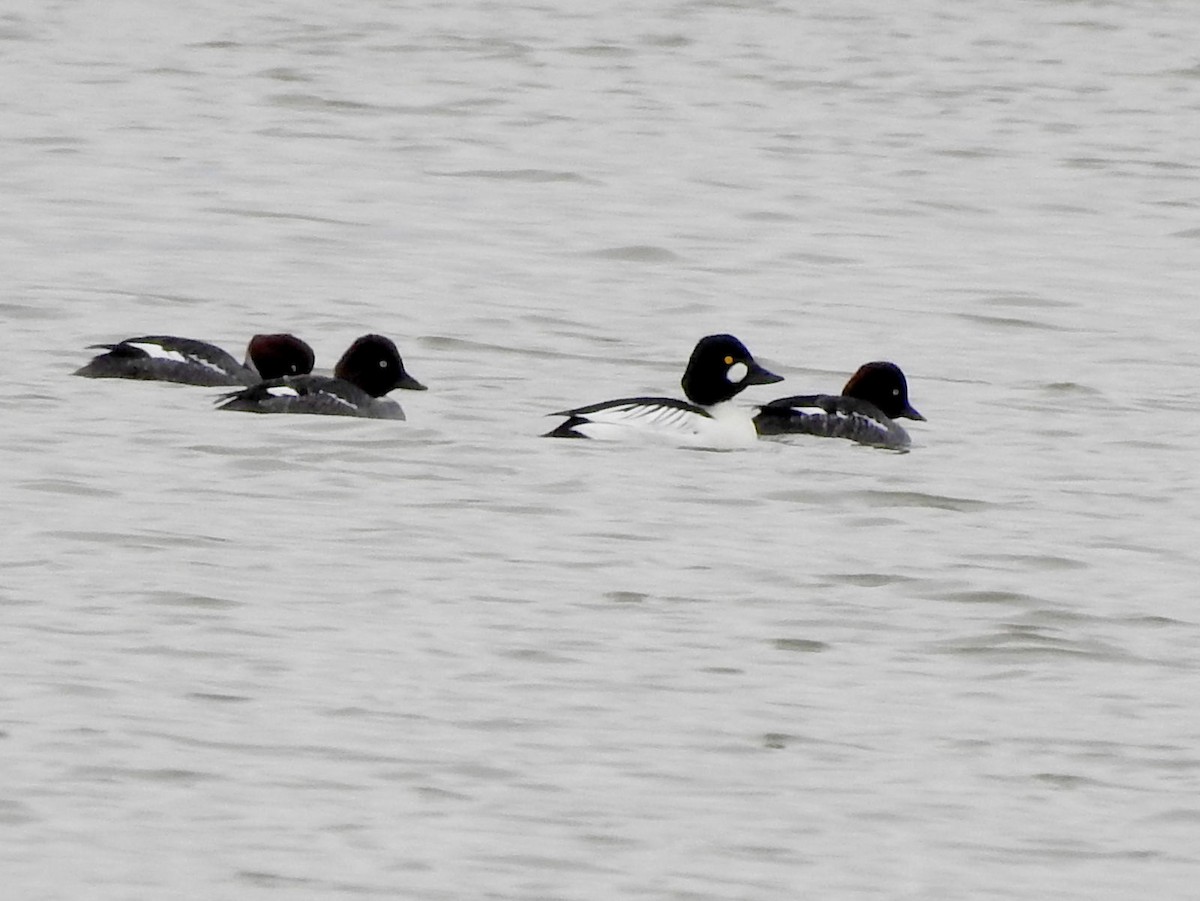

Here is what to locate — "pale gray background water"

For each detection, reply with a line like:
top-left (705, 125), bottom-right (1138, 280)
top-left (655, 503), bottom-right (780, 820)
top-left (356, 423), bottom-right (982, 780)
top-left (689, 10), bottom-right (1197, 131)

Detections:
top-left (2, 1), bottom-right (1198, 898)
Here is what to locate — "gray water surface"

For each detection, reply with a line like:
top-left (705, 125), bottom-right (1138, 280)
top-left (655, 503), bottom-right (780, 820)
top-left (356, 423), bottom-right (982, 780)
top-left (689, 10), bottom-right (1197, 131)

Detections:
top-left (3, 2), bottom-right (1199, 898)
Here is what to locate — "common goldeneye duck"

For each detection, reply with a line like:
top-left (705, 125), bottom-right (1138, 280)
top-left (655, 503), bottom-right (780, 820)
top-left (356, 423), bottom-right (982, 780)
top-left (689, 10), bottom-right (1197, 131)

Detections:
top-left (216, 333), bottom-right (425, 419)
top-left (545, 333), bottom-right (783, 449)
top-left (73, 333), bottom-right (315, 387)
top-left (754, 361), bottom-right (925, 449)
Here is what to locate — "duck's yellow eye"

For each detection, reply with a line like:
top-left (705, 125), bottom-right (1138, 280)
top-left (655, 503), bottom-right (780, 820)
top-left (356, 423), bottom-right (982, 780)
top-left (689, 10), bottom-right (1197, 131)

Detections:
top-left (724, 355), bottom-right (734, 365)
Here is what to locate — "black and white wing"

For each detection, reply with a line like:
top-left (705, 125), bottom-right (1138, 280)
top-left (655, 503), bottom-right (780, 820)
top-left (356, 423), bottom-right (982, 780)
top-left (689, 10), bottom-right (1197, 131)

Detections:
top-left (545, 396), bottom-right (711, 440)
top-left (216, 375), bottom-right (404, 419)
top-left (75, 336), bottom-right (252, 386)
top-left (754, 394), bottom-right (911, 449)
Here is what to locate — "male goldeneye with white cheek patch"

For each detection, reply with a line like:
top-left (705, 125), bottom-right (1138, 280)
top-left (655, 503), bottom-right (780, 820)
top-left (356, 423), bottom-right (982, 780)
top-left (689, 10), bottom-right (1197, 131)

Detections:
top-left (545, 334), bottom-right (783, 449)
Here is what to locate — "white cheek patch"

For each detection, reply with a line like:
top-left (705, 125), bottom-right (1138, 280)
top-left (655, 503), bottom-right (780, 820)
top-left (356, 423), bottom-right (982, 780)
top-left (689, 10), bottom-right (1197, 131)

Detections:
top-left (266, 386), bottom-right (300, 398)
top-left (128, 343), bottom-right (187, 364)
top-left (726, 361), bottom-right (748, 383)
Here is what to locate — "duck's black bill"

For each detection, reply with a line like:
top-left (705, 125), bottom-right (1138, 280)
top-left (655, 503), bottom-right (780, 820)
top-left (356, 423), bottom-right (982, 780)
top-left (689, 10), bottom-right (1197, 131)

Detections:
top-left (746, 362), bottom-right (784, 386)
top-left (397, 373), bottom-right (427, 391)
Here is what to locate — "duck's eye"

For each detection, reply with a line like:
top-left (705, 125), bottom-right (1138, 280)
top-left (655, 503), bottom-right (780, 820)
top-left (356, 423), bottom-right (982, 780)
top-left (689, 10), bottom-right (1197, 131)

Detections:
top-left (892, 388), bottom-right (900, 396)
top-left (380, 360), bottom-right (389, 368)
top-left (724, 355), bottom-right (734, 365)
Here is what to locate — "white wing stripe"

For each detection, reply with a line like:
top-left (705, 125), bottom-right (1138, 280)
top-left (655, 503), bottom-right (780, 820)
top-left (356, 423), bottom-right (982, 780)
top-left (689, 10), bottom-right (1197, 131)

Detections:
top-left (126, 342), bottom-right (228, 374)
top-left (127, 343), bottom-right (188, 364)
top-left (327, 392), bottom-right (358, 410)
